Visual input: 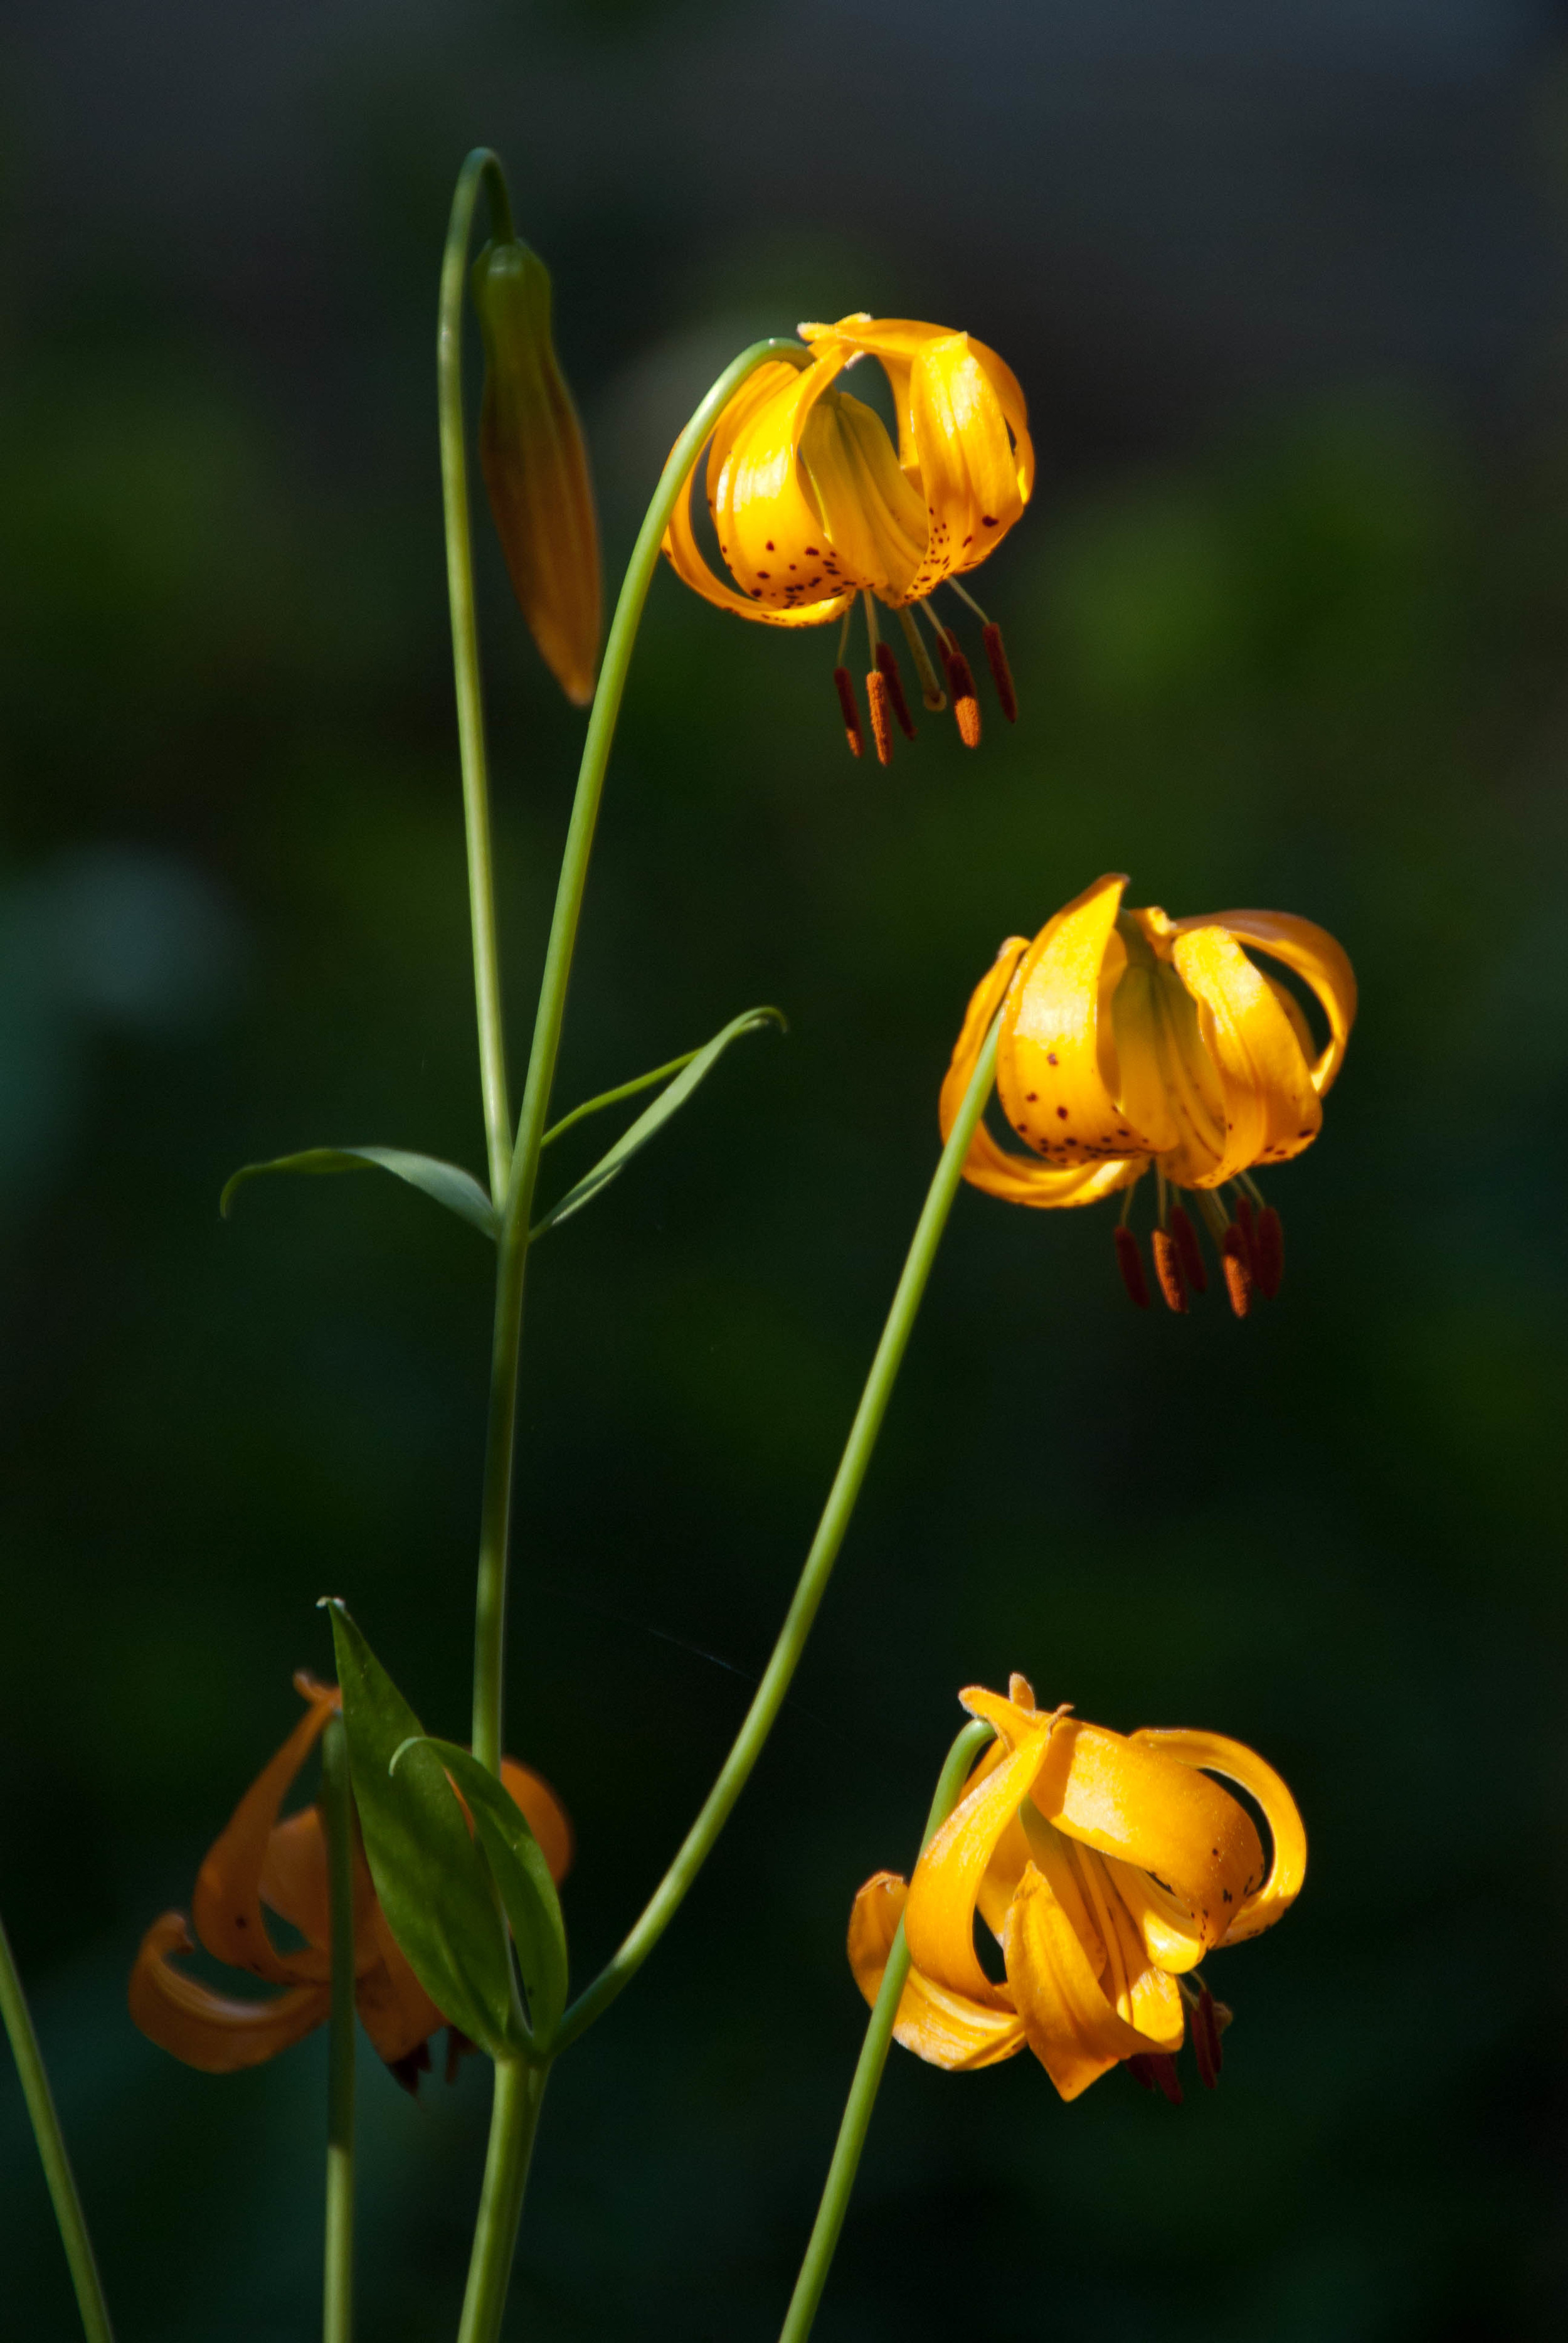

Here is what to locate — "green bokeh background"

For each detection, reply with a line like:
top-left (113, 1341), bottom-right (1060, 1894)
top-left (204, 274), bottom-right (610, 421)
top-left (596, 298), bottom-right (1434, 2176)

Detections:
top-left (3, 6), bottom-right (1566, 2338)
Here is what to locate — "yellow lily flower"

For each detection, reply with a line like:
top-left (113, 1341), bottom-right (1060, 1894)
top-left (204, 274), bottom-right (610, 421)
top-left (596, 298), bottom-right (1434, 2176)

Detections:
top-left (940, 872), bottom-right (1357, 1314)
top-left (662, 313), bottom-right (1032, 764)
top-left (849, 1676), bottom-right (1305, 2104)
top-left (129, 1674), bottom-right (571, 2090)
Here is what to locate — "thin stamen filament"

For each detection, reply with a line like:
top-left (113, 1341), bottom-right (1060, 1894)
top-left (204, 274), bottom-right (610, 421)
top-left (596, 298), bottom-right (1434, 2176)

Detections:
top-left (946, 575), bottom-right (990, 626)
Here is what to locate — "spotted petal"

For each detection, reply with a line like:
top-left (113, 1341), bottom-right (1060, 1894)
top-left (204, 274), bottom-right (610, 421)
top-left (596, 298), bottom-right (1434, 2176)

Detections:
top-left (999, 874), bottom-right (1157, 1174)
top-left (1029, 1713), bottom-right (1263, 1956)
top-left (942, 934), bottom-right (1137, 1211)
top-left (1131, 1728), bottom-right (1306, 1944)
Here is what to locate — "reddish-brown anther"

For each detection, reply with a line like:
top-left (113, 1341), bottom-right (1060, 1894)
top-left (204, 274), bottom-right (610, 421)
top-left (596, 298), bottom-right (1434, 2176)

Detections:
top-left (1191, 1984), bottom-right (1224, 2090)
top-left (942, 643), bottom-right (982, 747)
top-left (865, 667), bottom-right (896, 765)
top-left (875, 640), bottom-right (918, 738)
top-left (1253, 1204), bottom-right (1285, 1299)
top-left (1113, 1225), bottom-right (1151, 1309)
top-left (1127, 2052), bottom-right (1184, 2106)
top-left (833, 666), bottom-right (865, 758)
top-left (981, 621), bottom-right (1018, 723)
top-left (1234, 1194), bottom-right (1259, 1282)
top-left (1220, 1225), bottom-right (1252, 1318)
top-left (1169, 1203), bottom-right (1207, 1295)
top-left (1151, 1226), bottom-right (1188, 1314)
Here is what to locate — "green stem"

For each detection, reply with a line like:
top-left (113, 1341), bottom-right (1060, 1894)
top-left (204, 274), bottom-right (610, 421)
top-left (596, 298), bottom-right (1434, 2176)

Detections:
top-left (554, 1017), bottom-right (1003, 2052)
top-left (457, 325), bottom-right (813, 2334)
top-left (0, 1910), bottom-right (114, 2343)
top-left (777, 1718), bottom-right (995, 2343)
top-left (454, 2058), bottom-right (549, 2343)
top-left (440, 146), bottom-right (517, 1206)
top-left (320, 1716), bottom-right (357, 2343)
top-left (467, 331), bottom-right (806, 1775)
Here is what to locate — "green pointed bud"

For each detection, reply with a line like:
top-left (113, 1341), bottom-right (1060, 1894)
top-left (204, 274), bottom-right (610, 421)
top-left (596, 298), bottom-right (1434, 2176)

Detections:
top-left (470, 238), bottom-right (601, 708)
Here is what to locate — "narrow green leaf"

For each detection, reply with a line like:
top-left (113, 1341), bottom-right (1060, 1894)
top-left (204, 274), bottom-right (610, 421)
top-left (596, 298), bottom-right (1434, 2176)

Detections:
top-left (401, 1738), bottom-right (568, 2050)
top-left (324, 1602), bottom-right (523, 2059)
top-left (531, 1006), bottom-right (784, 1240)
top-left (222, 1147), bottom-right (497, 1239)
top-left (541, 1049), bottom-right (701, 1149)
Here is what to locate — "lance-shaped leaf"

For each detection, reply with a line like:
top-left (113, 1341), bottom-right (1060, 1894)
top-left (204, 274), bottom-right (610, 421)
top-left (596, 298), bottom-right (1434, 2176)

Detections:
top-left (324, 1602), bottom-right (524, 2059)
top-left (531, 1007), bottom-right (783, 1240)
top-left (400, 1737), bottom-right (568, 2050)
top-left (222, 1147), bottom-right (497, 1240)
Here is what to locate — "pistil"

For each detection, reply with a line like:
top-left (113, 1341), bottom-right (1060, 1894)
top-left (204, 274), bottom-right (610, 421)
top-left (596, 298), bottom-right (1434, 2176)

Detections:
top-left (897, 604), bottom-right (948, 711)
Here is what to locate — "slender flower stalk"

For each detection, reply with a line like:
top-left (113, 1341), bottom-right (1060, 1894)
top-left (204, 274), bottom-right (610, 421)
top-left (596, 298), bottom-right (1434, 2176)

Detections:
top-left (777, 1716), bottom-right (995, 2343)
top-left (320, 1716), bottom-right (357, 2343)
top-left (467, 331), bottom-right (808, 1778)
top-left (554, 1014), bottom-right (1005, 2051)
top-left (453, 331), bottom-right (817, 2339)
top-left (0, 1910), bottom-right (114, 2343)
top-left (440, 147), bottom-right (517, 1207)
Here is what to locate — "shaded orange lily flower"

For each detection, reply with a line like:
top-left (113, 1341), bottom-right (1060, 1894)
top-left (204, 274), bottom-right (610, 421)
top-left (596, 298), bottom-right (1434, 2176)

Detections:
top-left (663, 313), bottom-right (1032, 764)
top-left (940, 872), bottom-right (1356, 1314)
top-left (849, 1676), bottom-right (1305, 2104)
top-left (130, 1674), bottom-right (571, 2090)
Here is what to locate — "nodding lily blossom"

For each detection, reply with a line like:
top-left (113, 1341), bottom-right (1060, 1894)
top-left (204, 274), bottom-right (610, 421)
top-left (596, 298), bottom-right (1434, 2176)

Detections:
top-left (940, 872), bottom-right (1356, 1315)
top-left (662, 312), bottom-right (1032, 764)
top-left (849, 1677), bottom-right (1305, 2104)
top-left (130, 1674), bottom-right (571, 2091)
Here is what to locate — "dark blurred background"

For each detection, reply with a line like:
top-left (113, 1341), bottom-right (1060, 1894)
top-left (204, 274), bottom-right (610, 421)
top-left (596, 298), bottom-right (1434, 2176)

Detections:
top-left (4, 1), bottom-right (1567, 2335)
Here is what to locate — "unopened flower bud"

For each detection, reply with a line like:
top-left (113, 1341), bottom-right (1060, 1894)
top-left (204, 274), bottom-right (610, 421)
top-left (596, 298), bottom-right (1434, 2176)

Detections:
top-left (470, 238), bottom-right (600, 707)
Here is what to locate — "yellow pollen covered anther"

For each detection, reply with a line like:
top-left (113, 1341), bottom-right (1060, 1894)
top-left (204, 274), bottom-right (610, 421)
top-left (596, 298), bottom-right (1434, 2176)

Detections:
top-left (943, 640), bottom-right (982, 748)
top-left (875, 641), bottom-right (918, 739)
top-left (1150, 1227), bottom-right (1188, 1314)
top-left (865, 667), bottom-right (896, 765)
top-left (1169, 1203), bottom-right (1207, 1295)
top-left (1220, 1226), bottom-right (1251, 1319)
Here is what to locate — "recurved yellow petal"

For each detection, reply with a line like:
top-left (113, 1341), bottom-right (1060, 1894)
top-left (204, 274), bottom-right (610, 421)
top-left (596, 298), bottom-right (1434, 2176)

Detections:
top-left (801, 389), bottom-right (928, 602)
top-left (662, 358), bottom-right (854, 630)
top-left (906, 1693), bottom-right (1063, 2007)
top-left (1030, 1716), bottom-right (1263, 1955)
top-left (1171, 925), bottom-right (1322, 1182)
top-left (942, 931), bottom-right (1138, 1211)
top-left (1131, 1728), bottom-right (1306, 1943)
top-left (1192, 911), bottom-right (1358, 1097)
top-left (1002, 1862), bottom-right (1156, 2101)
top-left (999, 875), bottom-right (1153, 1168)
top-left (191, 1678), bottom-right (339, 1986)
top-left (129, 1914), bottom-right (330, 2073)
top-left (849, 1871), bottom-right (1025, 2071)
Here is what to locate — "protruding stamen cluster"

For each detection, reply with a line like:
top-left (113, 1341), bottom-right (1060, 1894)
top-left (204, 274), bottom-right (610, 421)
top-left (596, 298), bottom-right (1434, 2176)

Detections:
top-left (1114, 1179), bottom-right (1285, 1320)
top-left (830, 609), bottom-right (1017, 767)
top-left (1127, 1978), bottom-right (1230, 2108)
